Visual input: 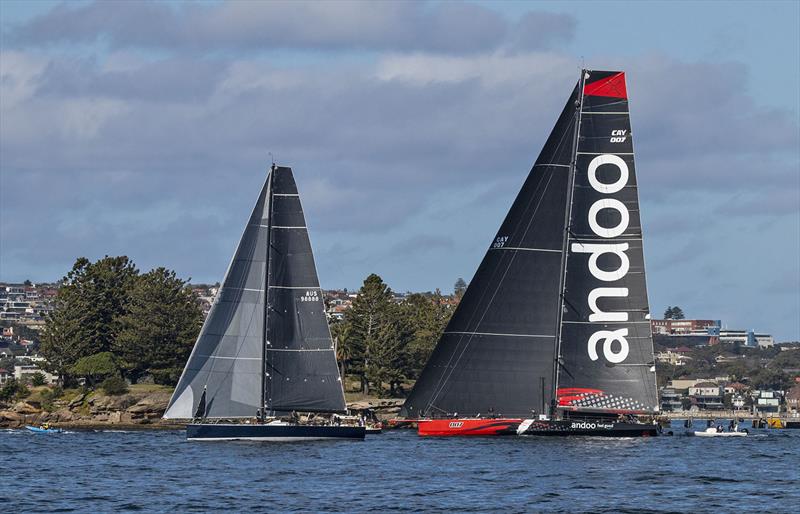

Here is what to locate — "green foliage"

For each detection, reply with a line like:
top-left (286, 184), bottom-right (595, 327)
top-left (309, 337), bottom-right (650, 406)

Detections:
top-left (30, 372), bottom-right (46, 386)
top-left (454, 278), bottom-right (467, 298)
top-left (71, 352), bottom-right (119, 385)
top-left (115, 268), bottom-right (202, 384)
top-left (337, 275), bottom-right (453, 397)
top-left (0, 379), bottom-right (29, 403)
top-left (100, 375), bottom-right (129, 396)
top-left (663, 306), bottom-right (685, 320)
top-left (41, 256), bottom-right (138, 379)
top-left (39, 257), bottom-right (202, 387)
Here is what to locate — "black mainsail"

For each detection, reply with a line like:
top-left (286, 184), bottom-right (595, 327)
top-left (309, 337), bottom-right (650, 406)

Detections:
top-left (402, 70), bottom-right (657, 420)
top-left (164, 166), bottom-right (346, 419)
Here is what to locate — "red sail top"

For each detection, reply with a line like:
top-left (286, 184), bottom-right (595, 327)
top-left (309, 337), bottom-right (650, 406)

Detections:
top-left (583, 72), bottom-right (627, 99)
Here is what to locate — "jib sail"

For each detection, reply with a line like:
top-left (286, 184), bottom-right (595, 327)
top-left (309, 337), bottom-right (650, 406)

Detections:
top-left (401, 85), bottom-right (581, 419)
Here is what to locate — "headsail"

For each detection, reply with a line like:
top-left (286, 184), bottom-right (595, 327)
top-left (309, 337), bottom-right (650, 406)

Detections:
top-left (401, 85), bottom-right (581, 419)
top-left (164, 175), bottom-right (271, 419)
top-left (556, 71), bottom-right (658, 414)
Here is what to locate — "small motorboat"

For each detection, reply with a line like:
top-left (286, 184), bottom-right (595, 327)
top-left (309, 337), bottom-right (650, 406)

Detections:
top-left (690, 427), bottom-right (748, 437)
top-left (365, 423), bottom-right (383, 435)
top-left (26, 425), bottom-right (64, 434)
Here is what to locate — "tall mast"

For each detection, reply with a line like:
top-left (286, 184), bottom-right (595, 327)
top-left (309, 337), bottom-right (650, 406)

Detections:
top-left (260, 165), bottom-right (275, 422)
top-left (551, 70), bottom-right (586, 418)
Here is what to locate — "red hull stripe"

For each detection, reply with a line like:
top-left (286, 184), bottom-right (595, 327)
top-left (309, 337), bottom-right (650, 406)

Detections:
top-left (584, 72), bottom-right (627, 99)
top-left (417, 418), bottom-right (522, 437)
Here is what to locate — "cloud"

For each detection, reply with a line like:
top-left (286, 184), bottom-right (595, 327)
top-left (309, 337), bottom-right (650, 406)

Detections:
top-left (7, 1), bottom-right (572, 54)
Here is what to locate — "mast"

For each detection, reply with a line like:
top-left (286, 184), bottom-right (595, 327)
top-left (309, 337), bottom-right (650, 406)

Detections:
top-left (552, 70), bottom-right (586, 418)
top-left (260, 165), bottom-right (275, 421)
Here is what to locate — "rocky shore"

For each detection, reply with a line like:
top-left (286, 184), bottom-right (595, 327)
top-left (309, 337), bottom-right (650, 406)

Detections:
top-left (0, 386), bottom-right (180, 430)
top-left (0, 387), bottom-right (406, 430)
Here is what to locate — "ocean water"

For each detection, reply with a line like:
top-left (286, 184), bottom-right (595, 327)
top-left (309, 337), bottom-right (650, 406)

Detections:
top-left (4, 423), bottom-right (799, 512)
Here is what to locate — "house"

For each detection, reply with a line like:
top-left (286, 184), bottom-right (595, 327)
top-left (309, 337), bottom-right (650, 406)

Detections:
top-left (688, 382), bottom-right (724, 410)
top-left (660, 387), bottom-right (684, 412)
top-left (13, 364), bottom-right (59, 385)
top-left (786, 385), bottom-right (800, 415)
top-left (655, 350), bottom-right (693, 366)
top-left (0, 368), bottom-right (12, 386)
top-left (753, 390), bottom-right (782, 414)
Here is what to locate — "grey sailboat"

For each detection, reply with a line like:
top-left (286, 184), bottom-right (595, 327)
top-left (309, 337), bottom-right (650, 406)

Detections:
top-left (163, 165), bottom-right (364, 441)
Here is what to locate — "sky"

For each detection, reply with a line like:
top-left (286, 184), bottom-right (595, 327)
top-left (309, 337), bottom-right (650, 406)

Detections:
top-left (0, 1), bottom-right (798, 341)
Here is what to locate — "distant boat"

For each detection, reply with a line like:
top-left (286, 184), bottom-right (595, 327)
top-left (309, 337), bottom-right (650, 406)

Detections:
top-left (402, 70), bottom-right (659, 438)
top-left (690, 427), bottom-right (748, 437)
top-left (26, 425), bottom-right (63, 433)
top-left (163, 165), bottom-right (365, 442)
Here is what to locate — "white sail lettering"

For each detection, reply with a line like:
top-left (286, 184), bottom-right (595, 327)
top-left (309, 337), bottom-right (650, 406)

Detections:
top-left (570, 242), bottom-right (630, 282)
top-left (587, 328), bottom-right (630, 363)
top-left (587, 154), bottom-right (628, 194)
top-left (588, 288), bottom-right (630, 322)
top-left (588, 198), bottom-right (629, 238)
top-left (579, 153), bottom-right (633, 364)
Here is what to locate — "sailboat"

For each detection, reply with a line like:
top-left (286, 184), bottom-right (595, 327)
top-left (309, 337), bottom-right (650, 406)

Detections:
top-left (163, 165), bottom-right (365, 441)
top-left (400, 70), bottom-right (659, 437)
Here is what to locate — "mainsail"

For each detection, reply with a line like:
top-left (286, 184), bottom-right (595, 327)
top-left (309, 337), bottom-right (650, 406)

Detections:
top-left (555, 71), bottom-right (658, 414)
top-left (401, 70), bottom-right (657, 419)
top-left (164, 166), bottom-right (346, 419)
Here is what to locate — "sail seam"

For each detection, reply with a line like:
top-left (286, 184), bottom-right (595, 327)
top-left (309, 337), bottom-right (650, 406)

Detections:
top-left (581, 111), bottom-right (629, 114)
top-left (444, 331), bottom-right (552, 338)
top-left (266, 348), bottom-right (335, 352)
top-left (273, 193), bottom-right (299, 196)
top-left (269, 285), bottom-right (321, 289)
top-left (533, 164), bottom-right (571, 168)
top-left (490, 247), bottom-right (561, 253)
top-left (272, 226), bottom-right (307, 229)
top-left (577, 152), bottom-right (634, 155)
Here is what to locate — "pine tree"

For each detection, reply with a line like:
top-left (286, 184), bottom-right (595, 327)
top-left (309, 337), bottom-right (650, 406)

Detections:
top-left (116, 268), bottom-right (202, 384)
top-left (41, 256), bottom-right (138, 380)
top-left (345, 274), bottom-right (397, 395)
top-left (454, 277), bottom-right (468, 298)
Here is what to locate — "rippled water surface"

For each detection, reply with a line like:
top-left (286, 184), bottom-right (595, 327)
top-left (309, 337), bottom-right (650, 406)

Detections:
top-left (4, 424), bottom-right (799, 512)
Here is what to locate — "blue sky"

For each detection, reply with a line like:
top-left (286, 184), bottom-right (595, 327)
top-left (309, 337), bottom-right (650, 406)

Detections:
top-left (1, 1), bottom-right (798, 340)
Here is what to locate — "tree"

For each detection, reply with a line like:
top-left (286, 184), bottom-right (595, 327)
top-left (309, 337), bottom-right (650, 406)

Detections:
top-left (345, 274), bottom-right (399, 395)
top-left (71, 352), bottom-right (119, 386)
top-left (115, 268), bottom-right (202, 384)
top-left (31, 372), bottom-right (46, 386)
top-left (663, 306), bottom-right (686, 320)
top-left (41, 256), bottom-right (138, 380)
top-left (23, 279), bottom-right (32, 286)
top-left (400, 291), bottom-right (452, 381)
top-left (454, 278), bottom-right (467, 298)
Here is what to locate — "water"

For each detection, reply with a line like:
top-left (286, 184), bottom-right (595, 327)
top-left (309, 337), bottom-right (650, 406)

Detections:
top-left (4, 423), bottom-right (799, 512)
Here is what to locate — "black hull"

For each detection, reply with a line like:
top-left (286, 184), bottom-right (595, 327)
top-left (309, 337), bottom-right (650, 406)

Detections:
top-left (186, 423), bottom-right (365, 441)
top-left (519, 419), bottom-right (658, 437)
